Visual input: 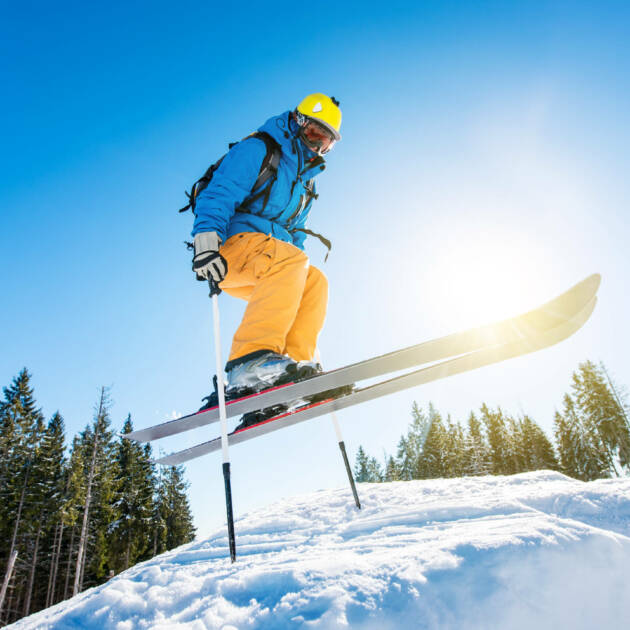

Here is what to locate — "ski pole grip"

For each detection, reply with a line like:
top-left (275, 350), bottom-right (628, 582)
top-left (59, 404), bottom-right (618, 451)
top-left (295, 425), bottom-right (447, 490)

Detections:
top-left (208, 277), bottom-right (222, 298)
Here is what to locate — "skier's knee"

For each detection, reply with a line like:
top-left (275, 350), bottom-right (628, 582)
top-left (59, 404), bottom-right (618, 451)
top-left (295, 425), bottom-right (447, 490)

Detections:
top-left (309, 266), bottom-right (328, 293)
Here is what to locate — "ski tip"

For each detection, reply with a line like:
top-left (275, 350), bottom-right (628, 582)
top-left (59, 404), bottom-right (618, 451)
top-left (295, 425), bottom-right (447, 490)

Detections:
top-left (583, 272), bottom-right (602, 293)
top-left (567, 273), bottom-right (601, 299)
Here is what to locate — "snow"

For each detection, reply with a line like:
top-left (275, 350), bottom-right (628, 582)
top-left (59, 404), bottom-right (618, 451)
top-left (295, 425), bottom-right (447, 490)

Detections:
top-left (11, 471), bottom-right (630, 629)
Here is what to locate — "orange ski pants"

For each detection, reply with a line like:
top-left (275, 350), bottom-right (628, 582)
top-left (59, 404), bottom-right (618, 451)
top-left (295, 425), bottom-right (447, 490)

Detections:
top-left (219, 232), bottom-right (328, 363)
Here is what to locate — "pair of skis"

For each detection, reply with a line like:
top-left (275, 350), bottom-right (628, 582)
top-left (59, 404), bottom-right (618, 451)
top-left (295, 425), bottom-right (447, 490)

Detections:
top-left (128, 274), bottom-right (600, 466)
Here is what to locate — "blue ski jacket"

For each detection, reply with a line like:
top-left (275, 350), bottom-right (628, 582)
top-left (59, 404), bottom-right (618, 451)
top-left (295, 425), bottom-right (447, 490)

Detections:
top-left (192, 111), bottom-right (327, 250)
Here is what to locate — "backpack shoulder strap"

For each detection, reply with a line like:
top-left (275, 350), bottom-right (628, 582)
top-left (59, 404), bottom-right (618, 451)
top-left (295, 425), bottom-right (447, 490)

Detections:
top-left (178, 131), bottom-right (281, 215)
top-left (237, 131), bottom-right (282, 214)
top-left (249, 131), bottom-right (281, 191)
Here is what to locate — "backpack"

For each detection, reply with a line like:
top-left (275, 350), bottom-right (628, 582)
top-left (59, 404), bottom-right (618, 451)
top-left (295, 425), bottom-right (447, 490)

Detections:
top-left (179, 131), bottom-right (282, 216)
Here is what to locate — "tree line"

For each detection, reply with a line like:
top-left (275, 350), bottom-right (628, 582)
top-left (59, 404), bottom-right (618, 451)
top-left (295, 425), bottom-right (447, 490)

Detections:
top-left (0, 369), bottom-right (196, 627)
top-left (354, 360), bottom-right (630, 483)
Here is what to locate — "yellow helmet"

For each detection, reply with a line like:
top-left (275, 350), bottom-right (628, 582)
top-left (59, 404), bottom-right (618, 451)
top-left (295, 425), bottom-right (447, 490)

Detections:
top-left (296, 93), bottom-right (342, 141)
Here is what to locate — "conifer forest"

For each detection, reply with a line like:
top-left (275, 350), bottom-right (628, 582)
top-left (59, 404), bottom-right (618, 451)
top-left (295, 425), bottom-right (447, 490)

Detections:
top-left (0, 375), bottom-right (195, 627)
top-left (354, 361), bottom-right (630, 484)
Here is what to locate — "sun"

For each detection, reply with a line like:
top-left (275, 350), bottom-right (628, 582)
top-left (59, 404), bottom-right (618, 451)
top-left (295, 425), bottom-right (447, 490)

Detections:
top-left (423, 226), bottom-right (553, 330)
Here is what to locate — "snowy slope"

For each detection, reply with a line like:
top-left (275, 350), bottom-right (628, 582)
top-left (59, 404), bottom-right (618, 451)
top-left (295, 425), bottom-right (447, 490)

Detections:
top-left (11, 471), bottom-right (630, 630)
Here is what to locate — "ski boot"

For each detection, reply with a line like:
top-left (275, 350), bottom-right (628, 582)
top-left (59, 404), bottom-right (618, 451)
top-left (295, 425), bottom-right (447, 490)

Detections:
top-left (226, 351), bottom-right (301, 394)
top-left (232, 358), bottom-right (351, 432)
top-left (199, 351), bottom-right (299, 411)
top-left (228, 354), bottom-right (316, 431)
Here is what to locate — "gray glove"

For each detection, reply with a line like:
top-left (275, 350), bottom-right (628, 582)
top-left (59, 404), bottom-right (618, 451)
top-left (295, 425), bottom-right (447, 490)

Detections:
top-left (192, 232), bottom-right (227, 283)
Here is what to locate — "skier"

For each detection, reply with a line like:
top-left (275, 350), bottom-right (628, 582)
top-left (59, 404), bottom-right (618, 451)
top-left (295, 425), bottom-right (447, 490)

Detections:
top-left (191, 93), bottom-right (342, 403)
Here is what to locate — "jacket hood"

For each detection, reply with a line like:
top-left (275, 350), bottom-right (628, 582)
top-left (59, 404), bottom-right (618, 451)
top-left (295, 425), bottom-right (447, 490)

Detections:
top-left (258, 111), bottom-right (326, 177)
top-left (257, 110), bottom-right (300, 151)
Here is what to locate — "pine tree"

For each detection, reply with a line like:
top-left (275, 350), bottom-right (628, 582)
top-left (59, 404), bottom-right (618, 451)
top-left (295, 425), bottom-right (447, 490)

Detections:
top-left (504, 414), bottom-right (526, 474)
top-left (519, 415), bottom-right (558, 471)
top-left (39, 413), bottom-right (68, 610)
top-left (354, 446), bottom-right (384, 482)
top-left (366, 457), bottom-right (383, 482)
top-left (0, 369), bottom-right (45, 624)
top-left (416, 404), bottom-right (447, 479)
top-left (0, 370), bottom-right (201, 627)
top-left (395, 435), bottom-right (413, 480)
top-left (59, 436), bottom-right (86, 602)
top-left (443, 415), bottom-right (466, 477)
top-left (572, 361), bottom-right (630, 475)
top-left (354, 446), bottom-right (371, 482)
top-left (151, 466), bottom-right (168, 557)
top-left (600, 362), bottom-right (630, 445)
top-left (480, 404), bottom-right (511, 475)
top-left (395, 403), bottom-right (432, 480)
top-left (111, 416), bottom-right (156, 572)
top-left (553, 394), bottom-right (608, 481)
top-left (22, 412), bottom-right (67, 616)
top-left (462, 412), bottom-right (491, 476)
top-left (45, 431), bottom-right (80, 609)
top-left (72, 387), bottom-right (117, 595)
top-left (158, 466), bottom-right (196, 550)
top-left (384, 455), bottom-right (400, 481)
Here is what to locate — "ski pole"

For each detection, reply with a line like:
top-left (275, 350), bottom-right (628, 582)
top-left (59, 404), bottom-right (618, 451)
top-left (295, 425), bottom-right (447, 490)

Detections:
top-left (208, 278), bottom-right (237, 562)
top-left (331, 410), bottom-right (361, 509)
top-left (315, 349), bottom-right (361, 509)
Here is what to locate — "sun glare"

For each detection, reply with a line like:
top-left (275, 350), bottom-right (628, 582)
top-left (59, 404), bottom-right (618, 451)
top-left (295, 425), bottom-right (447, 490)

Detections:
top-left (425, 228), bottom-right (551, 330)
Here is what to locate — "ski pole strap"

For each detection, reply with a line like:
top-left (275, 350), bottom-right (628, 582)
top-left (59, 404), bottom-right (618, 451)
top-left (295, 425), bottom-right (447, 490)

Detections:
top-left (208, 277), bottom-right (222, 297)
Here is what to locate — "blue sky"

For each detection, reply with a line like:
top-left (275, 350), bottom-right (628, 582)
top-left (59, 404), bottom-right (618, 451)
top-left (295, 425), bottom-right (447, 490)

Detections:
top-left (2, 1), bottom-right (629, 536)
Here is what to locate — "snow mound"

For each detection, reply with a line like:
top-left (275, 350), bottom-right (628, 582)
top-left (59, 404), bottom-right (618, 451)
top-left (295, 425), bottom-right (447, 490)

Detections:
top-left (11, 471), bottom-right (630, 630)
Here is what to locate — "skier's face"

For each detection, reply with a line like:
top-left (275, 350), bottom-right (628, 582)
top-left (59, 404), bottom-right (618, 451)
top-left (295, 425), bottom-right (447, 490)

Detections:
top-left (299, 118), bottom-right (337, 155)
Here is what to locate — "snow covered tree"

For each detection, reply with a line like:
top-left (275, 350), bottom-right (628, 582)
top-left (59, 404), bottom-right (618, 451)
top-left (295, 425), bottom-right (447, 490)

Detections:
top-left (518, 415), bottom-right (558, 472)
top-left (480, 404), bottom-right (511, 475)
top-left (384, 455), bottom-right (400, 481)
top-left (353, 446), bottom-right (383, 482)
top-left (442, 415), bottom-right (466, 478)
top-left (571, 361), bottom-right (630, 475)
top-left (599, 363), bottom-right (630, 439)
top-left (554, 394), bottom-right (609, 481)
top-left (416, 404), bottom-right (447, 479)
top-left (395, 402), bottom-right (432, 480)
top-left (366, 457), bottom-right (384, 482)
top-left (462, 412), bottom-right (491, 476)
top-left (354, 446), bottom-right (371, 482)
top-left (504, 414), bottom-right (526, 474)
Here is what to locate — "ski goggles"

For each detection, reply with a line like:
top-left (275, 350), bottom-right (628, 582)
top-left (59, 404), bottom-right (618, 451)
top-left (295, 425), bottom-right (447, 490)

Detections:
top-left (298, 117), bottom-right (337, 155)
